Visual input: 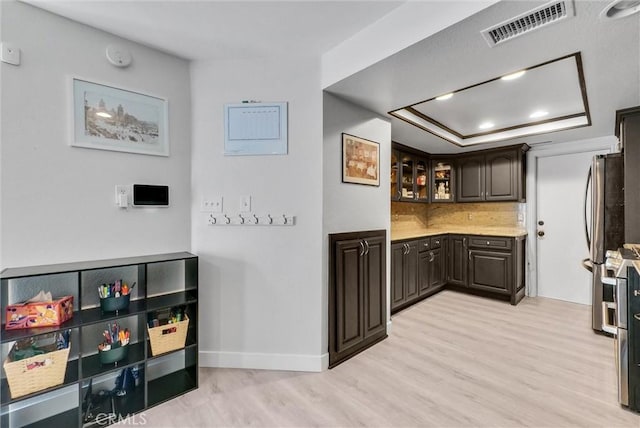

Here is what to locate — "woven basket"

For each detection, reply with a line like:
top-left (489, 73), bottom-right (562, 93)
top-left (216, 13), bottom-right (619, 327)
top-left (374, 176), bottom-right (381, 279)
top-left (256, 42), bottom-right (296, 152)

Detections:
top-left (3, 345), bottom-right (70, 398)
top-left (148, 316), bottom-right (189, 356)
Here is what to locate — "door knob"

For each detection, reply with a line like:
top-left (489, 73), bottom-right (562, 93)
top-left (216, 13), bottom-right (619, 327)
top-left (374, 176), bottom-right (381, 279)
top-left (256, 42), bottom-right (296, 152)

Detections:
top-left (537, 231), bottom-right (545, 237)
top-left (538, 220), bottom-right (544, 226)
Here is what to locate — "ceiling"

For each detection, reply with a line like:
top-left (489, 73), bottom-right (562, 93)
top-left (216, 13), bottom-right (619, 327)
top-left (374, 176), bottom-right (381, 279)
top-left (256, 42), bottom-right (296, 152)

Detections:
top-left (390, 52), bottom-right (591, 146)
top-left (25, 0), bottom-right (405, 60)
top-left (326, 0), bottom-right (640, 153)
top-left (24, 1), bottom-right (640, 154)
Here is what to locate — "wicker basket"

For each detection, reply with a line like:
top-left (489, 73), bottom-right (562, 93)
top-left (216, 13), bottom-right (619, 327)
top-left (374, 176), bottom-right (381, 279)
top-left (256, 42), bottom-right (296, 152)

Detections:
top-left (3, 345), bottom-right (70, 398)
top-left (148, 316), bottom-right (189, 356)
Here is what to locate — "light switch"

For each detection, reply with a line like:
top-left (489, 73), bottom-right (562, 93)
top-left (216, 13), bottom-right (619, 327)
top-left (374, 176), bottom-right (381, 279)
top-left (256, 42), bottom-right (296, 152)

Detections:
top-left (241, 195), bottom-right (251, 212)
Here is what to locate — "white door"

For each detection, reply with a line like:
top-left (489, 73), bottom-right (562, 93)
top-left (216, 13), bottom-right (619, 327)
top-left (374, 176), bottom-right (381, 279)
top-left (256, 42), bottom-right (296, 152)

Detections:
top-left (536, 149), bottom-right (608, 304)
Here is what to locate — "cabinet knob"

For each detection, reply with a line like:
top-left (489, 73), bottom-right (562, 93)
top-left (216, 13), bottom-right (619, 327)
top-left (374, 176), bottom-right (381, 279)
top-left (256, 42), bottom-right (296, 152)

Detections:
top-left (486, 241), bottom-right (490, 245)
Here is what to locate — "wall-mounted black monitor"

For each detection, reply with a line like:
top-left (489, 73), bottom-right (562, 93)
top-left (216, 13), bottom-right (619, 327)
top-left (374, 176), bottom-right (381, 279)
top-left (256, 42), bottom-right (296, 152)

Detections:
top-left (132, 184), bottom-right (169, 207)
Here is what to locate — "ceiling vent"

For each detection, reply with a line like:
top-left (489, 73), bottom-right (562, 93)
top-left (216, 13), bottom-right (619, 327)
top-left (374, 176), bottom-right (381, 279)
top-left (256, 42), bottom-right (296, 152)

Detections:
top-left (481, 0), bottom-right (575, 47)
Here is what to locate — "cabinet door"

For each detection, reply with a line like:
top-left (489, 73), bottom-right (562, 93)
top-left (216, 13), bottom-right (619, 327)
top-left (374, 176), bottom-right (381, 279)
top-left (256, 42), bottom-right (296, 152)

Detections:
top-left (414, 157), bottom-right (429, 202)
top-left (485, 149), bottom-right (519, 201)
top-left (418, 250), bottom-right (431, 295)
top-left (404, 241), bottom-right (419, 302)
top-left (391, 243), bottom-right (406, 310)
top-left (432, 159), bottom-right (455, 202)
top-left (468, 250), bottom-right (513, 294)
top-left (429, 247), bottom-right (446, 288)
top-left (390, 148), bottom-right (400, 201)
top-left (457, 155), bottom-right (485, 202)
top-left (399, 153), bottom-right (415, 201)
top-left (334, 239), bottom-right (365, 355)
top-left (448, 235), bottom-right (468, 286)
top-left (363, 237), bottom-right (386, 339)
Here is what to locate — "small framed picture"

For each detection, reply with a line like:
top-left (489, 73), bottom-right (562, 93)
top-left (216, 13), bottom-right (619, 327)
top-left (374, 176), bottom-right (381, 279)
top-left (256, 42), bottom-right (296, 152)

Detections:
top-left (342, 133), bottom-right (380, 186)
top-left (71, 78), bottom-right (169, 156)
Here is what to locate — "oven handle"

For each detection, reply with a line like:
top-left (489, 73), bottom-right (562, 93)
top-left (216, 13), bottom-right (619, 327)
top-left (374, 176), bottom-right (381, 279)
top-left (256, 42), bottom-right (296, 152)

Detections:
top-left (602, 301), bottom-right (618, 335)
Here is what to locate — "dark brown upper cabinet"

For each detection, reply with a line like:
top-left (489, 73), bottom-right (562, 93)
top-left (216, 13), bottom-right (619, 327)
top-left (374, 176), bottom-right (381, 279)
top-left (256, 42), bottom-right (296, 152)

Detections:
top-left (390, 148), bottom-right (400, 201)
top-left (456, 145), bottom-right (528, 203)
top-left (456, 155), bottom-right (485, 202)
top-left (392, 143), bottom-right (527, 204)
top-left (391, 143), bottom-right (429, 203)
top-left (431, 158), bottom-right (455, 203)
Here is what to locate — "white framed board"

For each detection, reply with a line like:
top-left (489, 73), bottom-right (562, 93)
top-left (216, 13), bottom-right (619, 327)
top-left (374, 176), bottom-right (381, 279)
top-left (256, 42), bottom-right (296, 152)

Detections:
top-left (224, 102), bottom-right (288, 155)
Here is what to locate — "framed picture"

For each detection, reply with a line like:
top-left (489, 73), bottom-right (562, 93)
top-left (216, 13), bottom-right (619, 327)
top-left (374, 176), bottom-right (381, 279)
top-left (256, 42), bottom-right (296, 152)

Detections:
top-left (71, 78), bottom-right (169, 156)
top-left (342, 133), bottom-right (380, 186)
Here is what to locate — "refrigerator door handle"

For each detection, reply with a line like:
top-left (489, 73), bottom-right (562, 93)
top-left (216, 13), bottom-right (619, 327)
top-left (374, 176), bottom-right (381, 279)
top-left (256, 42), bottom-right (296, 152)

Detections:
top-left (584, 166), bottom-right (592, 251)
top-left (581, 258), bottom-right (593, 273)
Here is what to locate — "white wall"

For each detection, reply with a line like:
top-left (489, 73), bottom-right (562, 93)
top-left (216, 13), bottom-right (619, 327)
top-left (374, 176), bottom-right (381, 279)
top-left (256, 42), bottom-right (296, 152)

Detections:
top-left (191, 57), bottom-right (325, 371)
top-left (0, 1), bottom-right (192, 268)
top-left (322, 92), bottom-right (392, 342)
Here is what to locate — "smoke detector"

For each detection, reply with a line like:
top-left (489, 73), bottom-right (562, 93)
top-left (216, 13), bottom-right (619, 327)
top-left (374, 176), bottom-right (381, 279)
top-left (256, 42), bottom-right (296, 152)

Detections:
top-left (600, 0), bottom-right (640, 19)
top-left (481, 0), bottom-right (575, 47)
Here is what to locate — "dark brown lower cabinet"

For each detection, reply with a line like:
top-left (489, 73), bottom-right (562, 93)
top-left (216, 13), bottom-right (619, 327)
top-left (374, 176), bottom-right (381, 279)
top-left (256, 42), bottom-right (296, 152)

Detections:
top-left (448, 235), bottom-right (467, 286)
top-left (428, 245), bottom-right (447, 288)
top-left (392, 236), bottom-right (446, 313)
top-left (390, 241), bottom-right (419, 312)
top-left (468, 249), bottom-right (512, 294)
top-left (391, 233), bottom-right (526, 313)
top-left (329, 230), bottom-right (387, 368)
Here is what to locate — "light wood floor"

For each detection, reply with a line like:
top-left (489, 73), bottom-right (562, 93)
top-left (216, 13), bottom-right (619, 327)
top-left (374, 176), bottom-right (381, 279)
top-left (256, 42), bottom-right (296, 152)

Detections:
top-left (140, 291), bottom-right (640, 427)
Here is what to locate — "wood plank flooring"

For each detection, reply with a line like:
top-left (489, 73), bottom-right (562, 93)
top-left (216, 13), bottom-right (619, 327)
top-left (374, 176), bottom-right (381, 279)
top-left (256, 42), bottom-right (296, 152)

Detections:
top-left (139, 291), bottom-right (640, 427)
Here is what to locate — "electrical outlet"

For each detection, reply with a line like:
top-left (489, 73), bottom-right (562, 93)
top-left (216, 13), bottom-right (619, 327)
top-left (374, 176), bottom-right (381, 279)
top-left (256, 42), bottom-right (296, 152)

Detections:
top-left (517, 212), bottom-right (525, 223)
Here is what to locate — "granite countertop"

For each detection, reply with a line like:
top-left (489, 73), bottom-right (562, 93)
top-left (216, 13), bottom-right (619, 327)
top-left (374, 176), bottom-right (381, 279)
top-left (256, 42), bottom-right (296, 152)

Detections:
top-left (392, 226), bottom-right (528, 241)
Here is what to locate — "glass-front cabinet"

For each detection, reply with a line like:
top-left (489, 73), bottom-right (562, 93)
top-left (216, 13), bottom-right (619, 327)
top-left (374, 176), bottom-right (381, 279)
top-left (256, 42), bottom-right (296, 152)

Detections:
top-left (400, 153), bottom-right (414, 201)
top-left (391, 145), bottom-right (429, 203)
top-left (415, 158), bottom-right (429, 201)
top-left (390, 148), bottom-right (400, 201)
top-left (432, 159), bottom-right (455, 202)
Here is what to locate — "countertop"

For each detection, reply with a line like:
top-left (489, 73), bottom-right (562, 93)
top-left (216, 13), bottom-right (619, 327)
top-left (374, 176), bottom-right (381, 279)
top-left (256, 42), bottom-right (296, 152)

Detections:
top-left (392, 226), bottom-right (528, 241)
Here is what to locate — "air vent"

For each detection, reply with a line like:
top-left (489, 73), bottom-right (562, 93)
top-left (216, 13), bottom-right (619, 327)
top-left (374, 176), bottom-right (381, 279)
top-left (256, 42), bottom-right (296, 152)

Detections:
top-left (481, 0), bottom-right (575, 47)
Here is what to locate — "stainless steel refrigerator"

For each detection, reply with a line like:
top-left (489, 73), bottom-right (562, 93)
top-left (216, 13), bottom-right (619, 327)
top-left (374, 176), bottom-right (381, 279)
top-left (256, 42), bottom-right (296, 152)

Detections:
top-left (582, 153), bottom-right (625, 332)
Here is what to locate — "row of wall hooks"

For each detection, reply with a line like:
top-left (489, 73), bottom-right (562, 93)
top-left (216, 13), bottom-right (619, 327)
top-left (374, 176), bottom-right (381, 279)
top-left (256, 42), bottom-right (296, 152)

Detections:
top-left (208, 213), bottom-right (295, 226)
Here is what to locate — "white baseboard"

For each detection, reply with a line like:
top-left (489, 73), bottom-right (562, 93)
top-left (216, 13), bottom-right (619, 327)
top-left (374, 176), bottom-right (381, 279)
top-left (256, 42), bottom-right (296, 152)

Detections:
top-left (199, 351), bottom-right (329, 372)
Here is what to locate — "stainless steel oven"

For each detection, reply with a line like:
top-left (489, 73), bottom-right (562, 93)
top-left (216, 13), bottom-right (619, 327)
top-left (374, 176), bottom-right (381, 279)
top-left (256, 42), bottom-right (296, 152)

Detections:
top-left (604, 248), bottom-right (639, 410)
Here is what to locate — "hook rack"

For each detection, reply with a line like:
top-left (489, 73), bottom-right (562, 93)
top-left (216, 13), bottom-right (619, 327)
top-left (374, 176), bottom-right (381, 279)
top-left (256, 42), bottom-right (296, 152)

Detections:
top-left (208, 213), bottom-right (295, 226)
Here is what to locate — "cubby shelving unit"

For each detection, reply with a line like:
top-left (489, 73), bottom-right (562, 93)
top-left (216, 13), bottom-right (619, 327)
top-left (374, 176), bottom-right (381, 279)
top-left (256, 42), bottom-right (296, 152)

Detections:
top-left (0, 252), bottom-right (198, 428)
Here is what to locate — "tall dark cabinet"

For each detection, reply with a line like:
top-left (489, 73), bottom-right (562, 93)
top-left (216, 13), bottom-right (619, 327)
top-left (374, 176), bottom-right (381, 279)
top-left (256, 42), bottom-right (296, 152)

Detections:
top-left (616, 106), bottom-right (640, 244)
top-left (329, 230), bottom-right (387, 368)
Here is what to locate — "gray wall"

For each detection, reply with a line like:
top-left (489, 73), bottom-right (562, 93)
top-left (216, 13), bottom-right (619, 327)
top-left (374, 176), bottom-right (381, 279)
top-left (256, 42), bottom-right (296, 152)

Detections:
top-left (322, 92), bottom-right (392, 348)
top-left (0, 1), bottom-right (192, 268)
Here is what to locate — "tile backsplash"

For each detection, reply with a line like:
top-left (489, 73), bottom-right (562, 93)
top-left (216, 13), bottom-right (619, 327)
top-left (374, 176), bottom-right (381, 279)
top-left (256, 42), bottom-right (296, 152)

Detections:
top-left (427, 202), bottom-right (525, 228)
top-left (391, 201), bottom-right (525, 232)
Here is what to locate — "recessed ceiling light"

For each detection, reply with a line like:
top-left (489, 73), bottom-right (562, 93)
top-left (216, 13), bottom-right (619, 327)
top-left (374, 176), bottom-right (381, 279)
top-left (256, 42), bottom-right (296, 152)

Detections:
top-left (96, 112), bottom-right (112, 118)
top-left (501, 70), bottom-right (526, 81)
top-left (478, 121), bottom-right (495, 130)
top-left (601, 0), bottom-right (640, 19)
top-left (530, 110), bottom-right (549, 119)
top-left (435, 93), bottom-right (453, 101)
